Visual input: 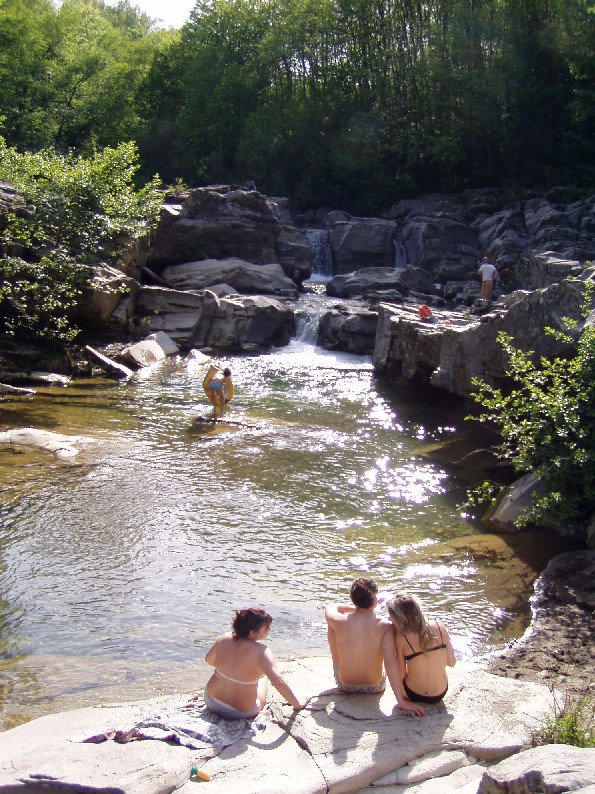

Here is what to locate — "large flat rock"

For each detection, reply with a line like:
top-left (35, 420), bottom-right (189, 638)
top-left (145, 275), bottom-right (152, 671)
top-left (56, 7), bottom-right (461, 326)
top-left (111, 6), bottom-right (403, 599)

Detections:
top-left (0, 659), bottom-right (562, 794)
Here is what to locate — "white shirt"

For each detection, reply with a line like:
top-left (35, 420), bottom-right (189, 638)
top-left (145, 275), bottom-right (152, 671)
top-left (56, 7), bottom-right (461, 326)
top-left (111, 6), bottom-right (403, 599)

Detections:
top-left (477, 263), bottom-right (498, 282)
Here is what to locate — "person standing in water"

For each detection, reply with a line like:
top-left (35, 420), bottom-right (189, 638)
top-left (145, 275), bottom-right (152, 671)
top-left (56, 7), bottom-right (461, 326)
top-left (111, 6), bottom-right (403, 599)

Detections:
top-left (203, 365), bottom-right (234, 418)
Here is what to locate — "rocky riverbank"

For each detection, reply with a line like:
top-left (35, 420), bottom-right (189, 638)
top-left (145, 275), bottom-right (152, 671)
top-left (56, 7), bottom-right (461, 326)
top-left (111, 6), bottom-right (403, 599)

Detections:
top-left (485, 549), bottom-right (595, 701)
top-left (1, 550), bottom-right (593, 793)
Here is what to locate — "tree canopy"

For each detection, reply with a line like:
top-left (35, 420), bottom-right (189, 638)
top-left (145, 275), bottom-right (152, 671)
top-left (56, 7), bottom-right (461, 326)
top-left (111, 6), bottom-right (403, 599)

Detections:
top-left (0, 0), bottom-right (593, 211)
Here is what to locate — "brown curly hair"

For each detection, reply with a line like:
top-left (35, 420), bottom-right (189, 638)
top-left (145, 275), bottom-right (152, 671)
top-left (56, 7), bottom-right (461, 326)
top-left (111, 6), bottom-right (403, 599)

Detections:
top-left (231, 608), bottom-right (273, 639)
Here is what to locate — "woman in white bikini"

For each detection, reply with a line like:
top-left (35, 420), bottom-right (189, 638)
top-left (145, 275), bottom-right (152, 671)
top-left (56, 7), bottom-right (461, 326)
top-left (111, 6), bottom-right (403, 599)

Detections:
top-left (204, 607), bottom-right (310, 719)
top-left (383, 593), bottom-right (456, 716)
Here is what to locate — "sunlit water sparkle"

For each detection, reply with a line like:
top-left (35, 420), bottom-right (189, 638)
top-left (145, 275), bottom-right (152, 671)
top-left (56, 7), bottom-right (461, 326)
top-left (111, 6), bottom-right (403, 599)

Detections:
top-left (0, 296), bottom-right (555, 726)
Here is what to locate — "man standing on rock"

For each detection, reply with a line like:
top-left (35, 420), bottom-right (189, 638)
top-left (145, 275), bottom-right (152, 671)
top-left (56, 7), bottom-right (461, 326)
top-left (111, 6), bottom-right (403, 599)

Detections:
top-left (477, 256), bottom-right (499, 300)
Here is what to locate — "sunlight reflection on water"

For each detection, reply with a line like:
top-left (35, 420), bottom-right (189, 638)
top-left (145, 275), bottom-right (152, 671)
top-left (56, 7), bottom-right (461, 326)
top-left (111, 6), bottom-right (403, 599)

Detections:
top-left (0, 307), bottom-right (547, 725)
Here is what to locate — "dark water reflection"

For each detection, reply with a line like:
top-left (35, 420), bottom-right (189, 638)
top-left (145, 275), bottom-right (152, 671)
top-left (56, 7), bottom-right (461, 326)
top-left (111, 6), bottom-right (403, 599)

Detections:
top-left (0, 315), bottom-right (566, 728)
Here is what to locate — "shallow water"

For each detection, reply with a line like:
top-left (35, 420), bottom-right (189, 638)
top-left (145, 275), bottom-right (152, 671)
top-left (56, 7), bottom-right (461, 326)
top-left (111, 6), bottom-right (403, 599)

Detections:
top-left (0, 293), bottom-right (558, 727)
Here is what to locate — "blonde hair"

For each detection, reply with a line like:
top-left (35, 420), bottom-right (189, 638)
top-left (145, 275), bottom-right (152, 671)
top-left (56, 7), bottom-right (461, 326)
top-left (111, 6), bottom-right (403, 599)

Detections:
top-left (387, 593), bottom-right (435, 650)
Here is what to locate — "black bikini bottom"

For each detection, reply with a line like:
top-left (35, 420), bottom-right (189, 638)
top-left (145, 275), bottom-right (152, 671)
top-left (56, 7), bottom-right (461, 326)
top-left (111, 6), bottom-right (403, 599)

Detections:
top-left (404, 680), bottom-right (448, 704)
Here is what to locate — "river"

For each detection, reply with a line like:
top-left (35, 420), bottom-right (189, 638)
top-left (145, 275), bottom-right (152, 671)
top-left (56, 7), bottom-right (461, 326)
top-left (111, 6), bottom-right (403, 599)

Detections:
top-left (0, 290), bottom-right (556, 729)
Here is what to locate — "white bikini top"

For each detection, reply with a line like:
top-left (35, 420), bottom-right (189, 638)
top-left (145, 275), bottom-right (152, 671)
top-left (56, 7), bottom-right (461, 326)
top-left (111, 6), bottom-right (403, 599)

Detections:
top-left (215, 668), bottom-right (261, 686)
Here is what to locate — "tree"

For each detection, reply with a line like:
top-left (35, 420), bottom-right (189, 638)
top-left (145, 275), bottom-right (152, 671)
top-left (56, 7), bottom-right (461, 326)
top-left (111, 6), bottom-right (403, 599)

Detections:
top-left (0, 0), bottom-right (166, 155)
top-left (469, 281), bottom-right (595, 539)
top-left (0, 138), bottom-right (162, 344)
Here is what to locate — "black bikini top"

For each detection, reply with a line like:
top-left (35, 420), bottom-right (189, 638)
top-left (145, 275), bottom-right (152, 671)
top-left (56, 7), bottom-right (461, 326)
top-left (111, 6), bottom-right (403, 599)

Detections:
top-left (403, 624), bottom-right (446, 662)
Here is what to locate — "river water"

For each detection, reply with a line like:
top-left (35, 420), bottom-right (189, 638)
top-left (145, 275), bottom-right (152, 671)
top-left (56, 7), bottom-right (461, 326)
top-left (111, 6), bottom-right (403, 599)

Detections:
top-left (0, 290), bottom-right (556, 728)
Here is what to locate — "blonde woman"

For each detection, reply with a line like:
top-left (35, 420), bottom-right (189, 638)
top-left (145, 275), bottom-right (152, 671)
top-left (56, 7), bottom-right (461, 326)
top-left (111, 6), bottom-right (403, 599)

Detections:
top-left (382, 593), bottom-right (456, 716)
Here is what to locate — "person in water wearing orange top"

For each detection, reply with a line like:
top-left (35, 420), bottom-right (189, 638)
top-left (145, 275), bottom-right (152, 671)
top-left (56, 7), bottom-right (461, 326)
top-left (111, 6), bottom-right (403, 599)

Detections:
top-left (382, 593), bottom-right (456, 716)
top-left (204, 607), bottom-right (310, 719)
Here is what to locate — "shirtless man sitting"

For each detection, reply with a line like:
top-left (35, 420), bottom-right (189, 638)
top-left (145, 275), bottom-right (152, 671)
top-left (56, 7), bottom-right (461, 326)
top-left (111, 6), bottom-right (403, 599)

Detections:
top-left (325, 577), bottom-right (392, 695)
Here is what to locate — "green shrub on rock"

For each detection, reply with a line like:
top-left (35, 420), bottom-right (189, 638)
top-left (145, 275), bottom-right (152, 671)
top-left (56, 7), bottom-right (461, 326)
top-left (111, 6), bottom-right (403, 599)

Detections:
top-left (468, 282), bottom-right (595, 541)
top-left (533, 691), bottom-right (595, 748)
top-left (0, 138), bottom-right (162, 344)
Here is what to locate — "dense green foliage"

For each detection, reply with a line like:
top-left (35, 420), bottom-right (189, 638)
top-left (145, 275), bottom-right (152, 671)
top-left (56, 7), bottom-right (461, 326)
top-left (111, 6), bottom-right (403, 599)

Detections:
top-left (0, 0), bottom-right (175, 154)
top-left (469, 287), bottom-right (595, 538)
top-left (135, 0), bottom-right (595, 210)
top-left (1, 0), bottom-right (593, 213)
top-left (0, 138), bottom-right (162, 343)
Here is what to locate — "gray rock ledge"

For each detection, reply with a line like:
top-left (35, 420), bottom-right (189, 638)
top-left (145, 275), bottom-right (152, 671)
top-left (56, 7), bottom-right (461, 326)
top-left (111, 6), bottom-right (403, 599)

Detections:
top-left (2, 659), bottom-right (593, 794)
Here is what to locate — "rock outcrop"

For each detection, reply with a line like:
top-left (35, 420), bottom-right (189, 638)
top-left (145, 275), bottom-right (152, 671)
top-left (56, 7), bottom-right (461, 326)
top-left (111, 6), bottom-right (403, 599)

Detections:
top-left (326, 266), bottom-right (437, 300)
top-left (2, 550), bottom-right (592, 792)
top-left (1, 658), bottom-right (593, 794)
top-left (147, 187), bottom-right (312, 284)
top-left (485, 549), bottom-right (595, 698)
top-left (318, 306), bottom-right (378, 355)
top-left (2, 180), bottom-right (595, 384)
top-left (324, 214), bottom-right (397, 274)
top-left (161, 257), bottom-right (298, 298)
top-left (372, 272), bottom-right (594, 397)
top-left (0, 427), bottom-right (95, 461)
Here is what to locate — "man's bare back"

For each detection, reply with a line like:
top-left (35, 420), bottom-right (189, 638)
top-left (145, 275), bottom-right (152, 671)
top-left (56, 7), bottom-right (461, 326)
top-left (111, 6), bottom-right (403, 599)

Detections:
top-left (325, 578), bottom-right (392, 691)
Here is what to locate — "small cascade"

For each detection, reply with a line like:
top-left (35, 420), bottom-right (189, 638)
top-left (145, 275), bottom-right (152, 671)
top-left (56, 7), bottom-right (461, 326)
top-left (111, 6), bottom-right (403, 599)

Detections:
top-left (393, 236), bottom-right (407, 268)
top-left (305, 229), bottom-right (333, 282)
top-left (293, 291), bottom-right (340, 345)
top-left (294, 307), bottom-right (320, 343)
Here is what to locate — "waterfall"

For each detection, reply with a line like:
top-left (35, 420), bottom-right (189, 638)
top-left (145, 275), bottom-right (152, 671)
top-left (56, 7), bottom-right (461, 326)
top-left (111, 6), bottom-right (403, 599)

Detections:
top-left (305, 229), bottom-right (333, 282)
top-left (393, 236), bottom-right (407, 268)
top-left (293, 291), bottom-right (340, 344)
top-left (294, 306), bottom-right (320, 343)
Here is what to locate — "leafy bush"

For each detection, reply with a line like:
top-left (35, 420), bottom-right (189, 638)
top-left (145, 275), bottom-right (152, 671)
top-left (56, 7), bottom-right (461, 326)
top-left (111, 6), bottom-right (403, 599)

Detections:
top-left (533, 690), bottom-right (595, 748)
top-left (0, 138), bottom-right (162, 344)
top-left (468, 283), bottom-right (595, 539)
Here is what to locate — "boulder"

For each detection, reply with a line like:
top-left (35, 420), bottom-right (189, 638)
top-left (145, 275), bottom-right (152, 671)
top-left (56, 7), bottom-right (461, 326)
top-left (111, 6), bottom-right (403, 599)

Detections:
top-left (130, 287), bottom-right (216, 345)
top-left (473, 205), bottom-right (528, 276)
top-left (135, 285), bottom-right (214, 315)
top-left (0, 427), bottom-right (94, 461)
top-left (477, 744), bottom-right (595, 793)
top-left (403, 214), bottom-right (480, 275)
top-left (147, 187), bottom-right (281, 268)
top-left (0, 660), bottom-right (568, 794)
top-left (188, 294), bottom-right (296, 351)
top-left (74, 264), bottom-right (140, 329)
top-left (374, 275), bottom-right (594, 397)
top-left (326, 266), bottom-right (436, 299)
top-left (161, 258), bottom-right (298, 298)
top-left (483, 472), bottom-right (548, 533)
top-left (516, 250), bottom-right (585, 290)
top-left (137, 290), bottom-right (294, 351)
top-left (318, 307), bottom-right (378, 354)
top-left (275, 225), bottom-right (313, 283)
top-left (123, 332), bottom-right (179, 368)
top-left (325, 215), bottom-right (397, 274)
